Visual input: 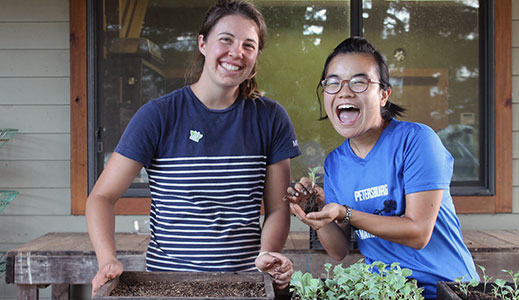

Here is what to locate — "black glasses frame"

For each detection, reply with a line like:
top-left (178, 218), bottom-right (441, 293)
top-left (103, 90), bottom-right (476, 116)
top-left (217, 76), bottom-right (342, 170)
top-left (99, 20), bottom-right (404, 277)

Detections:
top-left (321, 77), bottom-right (381, 94)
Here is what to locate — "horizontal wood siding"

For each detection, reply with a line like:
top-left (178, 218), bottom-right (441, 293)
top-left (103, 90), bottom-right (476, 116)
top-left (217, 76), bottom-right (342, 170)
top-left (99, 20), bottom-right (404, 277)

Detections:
top-left (0, 161), bottom-right (70, 188)
top-left (0, 50), bottom-right (69, 77)
top-left (0, 23), bottom-right (69, 49)
top-left (0, 6), bottom-right (71, 300)
top-left (0, 134), bottom-right (69, 160)
top-left (0, 188), bottom-right (70, 215)
top-left (0, 0), bottom-right (68, 22)
top-left (0, 78), bottom-right (70, 105)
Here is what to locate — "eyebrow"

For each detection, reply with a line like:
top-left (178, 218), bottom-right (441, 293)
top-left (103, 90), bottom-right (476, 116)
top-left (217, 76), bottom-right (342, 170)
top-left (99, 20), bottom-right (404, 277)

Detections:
top-left (218, 32), bottom-right (258, 44)
top-left (325, 72), bottom-right (369, 79)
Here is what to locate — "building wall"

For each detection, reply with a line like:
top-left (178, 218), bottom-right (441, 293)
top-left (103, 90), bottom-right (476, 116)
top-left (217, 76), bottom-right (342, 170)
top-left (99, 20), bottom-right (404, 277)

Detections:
top-left (0, 0), bottom-right (517, 299)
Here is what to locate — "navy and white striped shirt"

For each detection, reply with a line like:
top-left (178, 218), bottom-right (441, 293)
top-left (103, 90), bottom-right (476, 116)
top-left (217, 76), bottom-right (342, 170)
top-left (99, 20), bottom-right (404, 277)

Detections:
top-left (115, 86), bottom-right (301, 272)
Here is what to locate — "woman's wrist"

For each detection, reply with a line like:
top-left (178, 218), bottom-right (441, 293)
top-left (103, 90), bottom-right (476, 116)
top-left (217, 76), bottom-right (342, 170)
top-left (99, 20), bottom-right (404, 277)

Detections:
top-left (338, 205), bottom-right (352, 225)
top-left (257, 251), bottom-right (269, 259)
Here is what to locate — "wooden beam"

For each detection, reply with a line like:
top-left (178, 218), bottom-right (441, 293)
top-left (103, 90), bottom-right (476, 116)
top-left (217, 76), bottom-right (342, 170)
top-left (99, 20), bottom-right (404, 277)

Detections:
top-left (70, 0), bottom-right (88, 215)
top-left (493, 0), bottom-right (513, 212)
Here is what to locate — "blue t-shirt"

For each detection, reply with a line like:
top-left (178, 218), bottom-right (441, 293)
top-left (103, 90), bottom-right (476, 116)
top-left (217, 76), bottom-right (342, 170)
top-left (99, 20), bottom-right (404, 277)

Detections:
top-left (324, 119), bottom-right (478, 299)
top-left (115, 86), bottom-right (301, 272)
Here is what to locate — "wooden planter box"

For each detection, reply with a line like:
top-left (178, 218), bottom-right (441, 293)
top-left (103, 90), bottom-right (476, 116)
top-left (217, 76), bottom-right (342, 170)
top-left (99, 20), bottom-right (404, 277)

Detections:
top-left (436, 281), bottom-right (514, 300)
top-left (93, 271), bottom-right (275, 300)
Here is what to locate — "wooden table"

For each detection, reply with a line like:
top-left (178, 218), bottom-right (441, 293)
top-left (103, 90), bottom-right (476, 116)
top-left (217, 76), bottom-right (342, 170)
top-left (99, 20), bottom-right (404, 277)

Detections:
top-left (6, 230), bottom-right (519, 300)
top-left (6, 233), bottom-right (148, 300)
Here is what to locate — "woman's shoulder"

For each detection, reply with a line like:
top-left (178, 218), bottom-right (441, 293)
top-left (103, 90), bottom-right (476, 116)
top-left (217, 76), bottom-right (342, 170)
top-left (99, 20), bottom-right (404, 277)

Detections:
top-left (389, 119), bottom-right (437, 139)
top-left (139, 86), bottom-right (192, 114)
top-left (148, 86), bottom-right (190, 105)
top-left (244, 94), bottom-right (291, 119)
top-left (389, 120), bottom-right (447, 155)
top-left (248, 93), bottom-right (282, 108)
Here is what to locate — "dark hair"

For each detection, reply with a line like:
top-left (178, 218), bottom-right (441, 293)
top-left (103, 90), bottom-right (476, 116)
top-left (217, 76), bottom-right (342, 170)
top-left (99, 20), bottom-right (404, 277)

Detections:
top-left (317, 36), bottom-right (405, 121)
top-left (186, 0), bottom-right (267, 99)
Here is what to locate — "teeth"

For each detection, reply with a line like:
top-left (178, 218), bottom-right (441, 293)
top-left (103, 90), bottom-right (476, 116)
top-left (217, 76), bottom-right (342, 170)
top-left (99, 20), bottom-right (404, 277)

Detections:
top-left (221, 62), bottom-right (240, 71)
top-left (338, 104), bottom-right (358, 110)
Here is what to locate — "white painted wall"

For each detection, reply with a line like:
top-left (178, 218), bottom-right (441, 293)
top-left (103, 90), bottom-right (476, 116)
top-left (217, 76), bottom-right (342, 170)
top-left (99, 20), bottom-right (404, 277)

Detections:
top-left (0, 0), bottom-right (517, 299)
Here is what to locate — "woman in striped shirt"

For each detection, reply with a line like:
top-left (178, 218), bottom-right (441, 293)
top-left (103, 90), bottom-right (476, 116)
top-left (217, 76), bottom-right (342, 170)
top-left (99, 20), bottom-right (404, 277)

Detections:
top-left (86, 0), bottom-right (301, 294)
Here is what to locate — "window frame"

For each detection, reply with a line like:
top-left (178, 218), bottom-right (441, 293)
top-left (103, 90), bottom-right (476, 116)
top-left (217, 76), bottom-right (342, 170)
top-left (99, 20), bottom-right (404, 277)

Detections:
top-left (70, 0), bottom-right (512, 215)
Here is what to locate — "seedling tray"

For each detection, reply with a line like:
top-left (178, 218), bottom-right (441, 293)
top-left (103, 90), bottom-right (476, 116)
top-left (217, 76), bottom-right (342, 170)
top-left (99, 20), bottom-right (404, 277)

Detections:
top-left (93, 271), bottom-right (275, 300)
top-left (436, 281), bottom-right (515, 300)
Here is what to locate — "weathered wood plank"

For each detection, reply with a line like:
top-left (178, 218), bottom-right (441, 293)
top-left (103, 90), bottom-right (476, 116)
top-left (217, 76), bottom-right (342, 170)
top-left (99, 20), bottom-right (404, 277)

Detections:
top-left (0, 23), bottom-right (69, 50)
top-left (51, 284), bottom-right (69, 300)
top-left (17, 284), bottom-right (39, 300)
top-left (11, 254), bottom-right (145, 285)
top-left (0, 50), bottom-right (69, 77)
top-left (0, 216), bottom-right (142, 244)
top-left (0, 106), bottom-right (69, 134)
top-left (289, 231), bottom-right (309, 250)
top-left (0, 78), bottom-right (69, 105)
top-left (7, 233), bottom-right (148, 254)
top-left (0, 160), bottom-right (70, 188)
top-left (113, 234), bottom-right (149, 253)
top-left (462, 230), bottom-right (517, 251)
top-left (17, 233), bottom-right (69, 252)
top-left (0, 134), bottom-right (69, 161)
top-left (471, 251), bottom-right (519, 281)
top-left (0, 0), bottom-right (68, 22)
top-left (483, 230), bottom-right (519, 247)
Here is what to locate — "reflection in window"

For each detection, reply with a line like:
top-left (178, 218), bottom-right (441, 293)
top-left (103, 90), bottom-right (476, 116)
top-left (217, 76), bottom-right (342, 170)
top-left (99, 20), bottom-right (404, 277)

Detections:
top-left (93, 0), bottom-right (486, 194)
top-left (363, 0), bottom-right (482, 184)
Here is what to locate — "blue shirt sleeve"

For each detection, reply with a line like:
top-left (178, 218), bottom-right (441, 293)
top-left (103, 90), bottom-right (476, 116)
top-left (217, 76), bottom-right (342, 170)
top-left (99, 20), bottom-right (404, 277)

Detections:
top-left (403, 124), bottom-right (453, 194)
top-left (266, 102), bottom-right (301, 165)
top-left (114, 100), bottom-right (162, 168)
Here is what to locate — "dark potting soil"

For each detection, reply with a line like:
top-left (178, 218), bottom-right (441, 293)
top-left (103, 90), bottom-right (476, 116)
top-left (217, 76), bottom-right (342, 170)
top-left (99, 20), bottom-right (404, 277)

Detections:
top-left (454, 288), bottom-right (500, 300)
top-left (303, 193), bottom-right (320, 214)
top-left (109, 280), bottom-right (267, 297)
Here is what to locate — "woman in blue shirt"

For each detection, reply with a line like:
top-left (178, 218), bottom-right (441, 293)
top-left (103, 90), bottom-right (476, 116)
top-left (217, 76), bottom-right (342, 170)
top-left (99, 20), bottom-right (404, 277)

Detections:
top-left (284, 37), bottom-right (478, 299)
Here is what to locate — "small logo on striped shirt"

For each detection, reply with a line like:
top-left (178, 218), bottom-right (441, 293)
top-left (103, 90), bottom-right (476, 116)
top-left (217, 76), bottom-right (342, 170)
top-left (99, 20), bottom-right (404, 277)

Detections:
top-left (189, 130), bottom-right (203, 143)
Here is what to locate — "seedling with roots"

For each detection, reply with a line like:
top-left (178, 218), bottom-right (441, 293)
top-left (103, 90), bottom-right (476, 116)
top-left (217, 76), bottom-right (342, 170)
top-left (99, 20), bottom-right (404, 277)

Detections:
top-left (304, 166), bottom-right (322, 214)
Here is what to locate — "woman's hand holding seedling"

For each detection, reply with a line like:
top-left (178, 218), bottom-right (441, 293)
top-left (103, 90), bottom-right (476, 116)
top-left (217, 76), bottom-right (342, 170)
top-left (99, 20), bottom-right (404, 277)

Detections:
top-left (284, 168), bottom-right (348, 231)
top-left (255, 251), bottom-right (293, 290)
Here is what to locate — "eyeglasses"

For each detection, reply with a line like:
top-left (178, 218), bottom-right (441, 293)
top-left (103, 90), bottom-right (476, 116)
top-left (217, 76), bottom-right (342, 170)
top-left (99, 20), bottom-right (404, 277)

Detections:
top-left (321, 77), bottom-right (381, 94)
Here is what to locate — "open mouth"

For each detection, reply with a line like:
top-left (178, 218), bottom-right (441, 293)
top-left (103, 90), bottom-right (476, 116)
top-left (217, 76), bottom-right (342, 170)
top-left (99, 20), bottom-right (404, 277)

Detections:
top-left (337, 104), bottom-right (360, 124)
top-left (220, 62), bottom-right (241, 72)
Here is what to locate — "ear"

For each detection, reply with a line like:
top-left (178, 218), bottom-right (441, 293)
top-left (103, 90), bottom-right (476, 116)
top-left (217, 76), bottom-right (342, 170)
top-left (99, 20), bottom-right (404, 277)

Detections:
top-left (380, 87), bottom-right (391, 107)
top-left (198, 34), bottom-right (207, 56)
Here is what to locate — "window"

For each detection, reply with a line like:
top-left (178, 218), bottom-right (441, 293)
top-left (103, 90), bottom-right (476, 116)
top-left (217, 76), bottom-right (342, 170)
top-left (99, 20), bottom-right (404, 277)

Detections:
top-left (361, 0), bottom-right (493, 195)
top-left (70, 0), bottom-right (512, 214)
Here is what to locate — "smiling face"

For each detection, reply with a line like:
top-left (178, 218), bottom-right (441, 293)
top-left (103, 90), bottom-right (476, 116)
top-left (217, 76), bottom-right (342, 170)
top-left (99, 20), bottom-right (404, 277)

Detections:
top-left (198, 14), bottom-right (260, 91)
top-left (323, 53), bottom-right (391, 140)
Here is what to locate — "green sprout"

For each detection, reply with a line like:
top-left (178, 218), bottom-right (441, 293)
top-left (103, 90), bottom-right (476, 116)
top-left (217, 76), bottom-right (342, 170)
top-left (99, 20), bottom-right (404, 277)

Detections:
top-left (308, 166), bottom-right (322, 188)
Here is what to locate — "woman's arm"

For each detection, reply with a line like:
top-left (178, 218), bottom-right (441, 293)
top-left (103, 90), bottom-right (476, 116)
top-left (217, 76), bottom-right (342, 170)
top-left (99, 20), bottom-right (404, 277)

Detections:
top-left (86, 152), bottom-right (143, 292)
top-left (256, 158), bottom-right (292, 289)
top-left (348, 189), bottom-right (443, 249)
top-left (260, 158), bottom-right (291, 252)
top-left (289, 180), bottom-right (443, 259)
